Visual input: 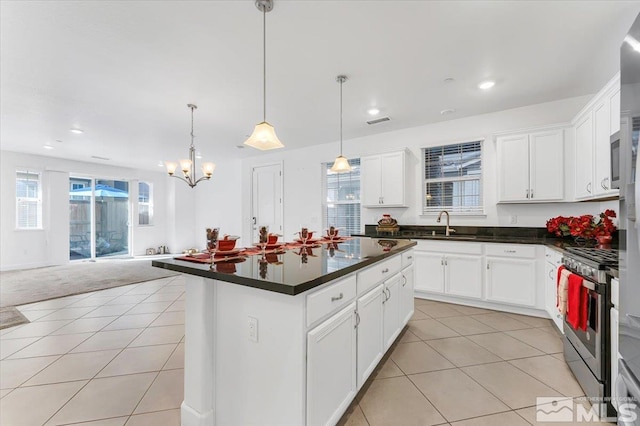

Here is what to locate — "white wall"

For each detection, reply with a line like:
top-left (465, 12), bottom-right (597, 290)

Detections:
top-left (241, 94), bottom-right (619, 242)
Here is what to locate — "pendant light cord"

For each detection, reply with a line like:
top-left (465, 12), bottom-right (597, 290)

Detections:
top-left (263, 7), bottom-right (267, 123)
top-left (190, 105), bottom-right (195, 148)
top-left (339, 78), bottom-right (343, 156)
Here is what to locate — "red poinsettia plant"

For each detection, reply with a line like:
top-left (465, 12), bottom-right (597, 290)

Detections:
top-left (546, 210), bottom-right (617, 239)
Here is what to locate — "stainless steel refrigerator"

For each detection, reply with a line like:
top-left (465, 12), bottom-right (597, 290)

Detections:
top-left (617, 12), bottom-right (640, 426)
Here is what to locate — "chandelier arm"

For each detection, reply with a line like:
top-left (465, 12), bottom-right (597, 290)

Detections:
top-left (194, 176), bottom-right (212, 185)
top-left (170, 174), bottom-right (194, 187)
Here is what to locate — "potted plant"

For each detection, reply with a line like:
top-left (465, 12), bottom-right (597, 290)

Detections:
top-left (546, 210), bottom-right (617, 244)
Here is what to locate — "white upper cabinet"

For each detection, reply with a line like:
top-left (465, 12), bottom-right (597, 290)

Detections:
top-left (496, 129), bottom-right (564, 202)
top-left (594, 99), bottom-right (615, 196)
top-left (361, 151), bottom-right (406, 207)
top-left (610, 88), bottom-right (621, 135)
top-left (574, 113), bottom-right (594, 199)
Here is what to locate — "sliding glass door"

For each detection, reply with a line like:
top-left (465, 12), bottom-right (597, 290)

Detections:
top-left (69, 177), bottom-right (130, 260)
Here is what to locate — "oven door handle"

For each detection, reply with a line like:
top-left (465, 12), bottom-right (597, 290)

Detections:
top-left (582, 280), bottom-right (596, 291)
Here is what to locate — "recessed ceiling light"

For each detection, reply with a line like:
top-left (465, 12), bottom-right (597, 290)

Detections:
top-left (478, 80), bottom-right (495, 90)
top-left (70, 128), bottom-right (84, 134)
top-left (43, 144), bottom-right (54, 150)
top-left (440, 109), bottom-right (456, 115)
top-left (367, 108), bottom-right (380, 116)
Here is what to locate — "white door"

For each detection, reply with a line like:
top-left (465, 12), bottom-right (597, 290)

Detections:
top-left (445, 254), bottom-right (483, 299)
top-left (414, 251), bottom-right (445, 293)
top-left (383, 273), bottom-right (402, 350)
top-left (380, 152), bottom-right (405, 206)
top-left (530, 130), bottom-right (564, 201)
top-left (594, 100), bottom-right (613, 195)
top-left (361, 156), bottom-right (382, 207)
top-left (251, 163), bottom-right (283, 242)
top-left (307, 303), bottom-right (357, 426)
top-left (497, 134), bottom-right (530, 202)
top-left (399, 265), bottom-right (415, 326)
top-left (574, 113), bottom-right (594, 199)
top-left (356, 284), bottom-right (384, 389)
top-left (485, 257), bottom-right (537, 307)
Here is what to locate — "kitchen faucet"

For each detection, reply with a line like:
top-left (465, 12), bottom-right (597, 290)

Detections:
top-left (436, 210), bottom-right (456, 236)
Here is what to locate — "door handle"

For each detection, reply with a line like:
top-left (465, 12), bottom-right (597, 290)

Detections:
top-left (530, 189), bottom-right (534, 198)
top-left (549, 269), bottom-right (554, 280)
top-left (381, 268), bottom-right (389, 274)
top-left (402, 275), bottom-right (407, 287)
top-left (252, 217), bottom-right (257, 225)
top-left (526, 189), bottom-right (529, 199)
top-left (354, 311), bottom-right (360, 329)
top-left (587, 182), bottom-right (592, 193)
top-left (385, 288), bottom-right (391, 300)
top-left (331, 293), bottom-right (343, 302)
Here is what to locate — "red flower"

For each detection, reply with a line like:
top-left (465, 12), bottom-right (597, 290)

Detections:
top-left (546, 210), bottom-right (617, 239)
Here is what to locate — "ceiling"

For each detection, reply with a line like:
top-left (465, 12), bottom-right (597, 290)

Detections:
top-left (1, 1), bottom-right (639, 171)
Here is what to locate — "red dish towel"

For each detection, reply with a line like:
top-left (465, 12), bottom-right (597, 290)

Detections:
top-left (567, 273), bottom-right (589, 331)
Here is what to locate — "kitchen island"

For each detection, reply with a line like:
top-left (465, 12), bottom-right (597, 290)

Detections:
top-left (152, 237), bottom-right (416, 426)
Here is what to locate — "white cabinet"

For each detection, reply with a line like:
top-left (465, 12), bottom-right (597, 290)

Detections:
top-left (544, 248), bottom-right (564, 332)
top-left (610, 88), bottom-right (621, 135)
top-left (399, 265), bottom-right (414, 326)
top-left (361, 151), bottom-right (406, 207)
top-left (414, 251), bottom-right (445, 293)
top-left (307, 303), bottom-right (357, 426)
top-left (356, 285), bottom-right (384, 389)
top-left (496, 129), bottom-right (564, 202)
top-left (575, 113), bottom-right (595, 199)
top-left (445, 254), bottom-right (483, 299)
top-left (486, 257), bottom-right (537, 307)
top-left (594, 100), bottom-right (615, 196)
top-left (382, 273), bottom-right (402, 350)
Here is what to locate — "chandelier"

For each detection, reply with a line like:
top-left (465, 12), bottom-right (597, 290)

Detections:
top-left (165, 104), bottom-right (215, 188)
top-left (330, 75), bottom-right (352, 173)
top-left (244, 0), bottom-right (284, 150)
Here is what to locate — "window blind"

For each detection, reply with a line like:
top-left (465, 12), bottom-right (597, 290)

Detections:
top-left (323, 158), bottom-right (361, 236)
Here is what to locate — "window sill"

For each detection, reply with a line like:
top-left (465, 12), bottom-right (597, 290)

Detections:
top-left (15, 228), bottom-right (45, 231)
top-left (420, 213), bottom-right (487, 218)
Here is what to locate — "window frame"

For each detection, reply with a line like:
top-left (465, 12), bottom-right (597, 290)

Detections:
top-left (137, 181), bottom-right (154, 226)
top-left (16, 170), bottom-right (43, 230)
top-left (421, 140), bottom-right (485, 216)
top-left (322, 158), bottom-right (362, 236)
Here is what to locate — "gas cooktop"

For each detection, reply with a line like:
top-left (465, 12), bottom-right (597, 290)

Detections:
top-left (564, 247), bottom-right (619, 267)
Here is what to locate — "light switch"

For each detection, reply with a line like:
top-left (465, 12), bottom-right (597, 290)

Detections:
top-left (248, 316), bottom-right (258, 342)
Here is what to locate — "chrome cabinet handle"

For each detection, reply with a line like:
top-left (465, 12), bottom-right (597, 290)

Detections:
top-left (406, 255), bottom-right (413, 260)
top-left (602, 177), bottom-right (610, 190)
top-left (354, 311), bottom-right (360, 329)
top-left (549, 269), bottom-right (554, 280)
top-left (504, 250), bottom-right (516, 253)
top-left (381, 197), bottom-right (384, 204)
top-left (381, 268), bottom-right (389, 274)
top-left (444, 258), bottom-right (448, 266)
top-left (331, 293), bottom-right (343, 302)
top-left (526, 189), bottom-right (529, 199)
top-left (385, 288), bottom-right (391, 300)
top-left (487, 262), bottom-right (490, 270)
top-left (587, 182), bottom-right (592, 193)
top-left (402, 275), bottom-right (407, 287)
top-left (530, 189), bottom-right (534, 198)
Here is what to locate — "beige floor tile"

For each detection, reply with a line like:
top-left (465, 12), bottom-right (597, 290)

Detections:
top-left (106, 294), bottom-right (150, 305)
top-left (509, 355), bottom-right (585, 397)
top-left (373, 356), bottom-right (404, 380)
top-left (436, 316), bottom-right (497, 336)
top-left (471, 313), bottom-right (532, 331)
top-left (128, 325), bottom-right (184, 347)
top-left (537, 324), bottom-right (563, 337)
top-left (505, 312), bottom-right (553, 328)
top-left (0, 380), bottom-right (87, 426)
top-left (337, 404), bottom-right (369, 426)
top-left (24, 350), bottom-right (120, 386)
top-left (414, 298), bottom-right (439, 306)
top-left (359, 376), bottom-right (446, 426)
top-left (426, 336), bottom-right (501, 367)
top-left (506, 328), bottom-right (564, 354)
top-left (150, 311), bottom-right (185, 327)
top-left (409, 309), bottom-right (430, 321)
top-left (134, 369), bottom-right (184, 414)
top-left (20, 309), bottom-right (57, 321)
top-left (0, 337), bottom-right (39, 359)
top-left (47, 372), bottom-right (157, 425)
top-left (51, 316), bottom-right (119, 335)
top-left (450, 411), bottom-right (530, 426)
top-left (83, 304), bottom-right (136, 318)
top-left (462, 362), bottom-right (562, 409)
top-left (552, 352), bottom-right (565, 361)
top-left (447, 304), bottom-right (496, 315)
top-left (67, 418), bottom-right (129, 426)
top-left (142, 292), bottom-right (182, 303)
top-left (98, 344), bottom-right (176, 377)
top-left (391, 341), bottom-right (454, 375)
top-left (39, 306), bottom-right (96, 321)
top-left (409, 369), bottom-right (510, 422)
top-left (102, 313), bottom-right (160, 331)
top-left (1, 319), bottom-right (73, 339)
top-left (71, 329), bottom-right (143, 353)
top-left (468, 332), bottom-right (544, 360)
top-left (125, 409), bottom-right (180, 426)
top-left (163, 343), bottom-right (184, 370)
top-left (407, 319), bottom-right (459, 340)
top-left (8, 332), bottom-right (93, 358)
top-left (125, 302), bottom-right (172, 315)
top-left (165, 300), bottom-right (185, 312)
top-left (97, 286), bottom-right (134, 296)
top-left (19, 297), bottom-right (80, 311)
top-left (0, 355), bottom-right (59, 388)
top-left (397, 329), bottom-right (421, 344)
top-left (416, 304), bottom-right (463, 318)
top-left (68, 296), bottom-right (118, 308)
top-left (515, 397), bottom-right (614, 425)
top-left (122, 285), bottom-right (158, 295)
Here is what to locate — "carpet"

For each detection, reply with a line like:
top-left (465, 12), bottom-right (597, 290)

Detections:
top-left (0, 307), bottom-right (29, 329)
top-left (0, 259), bottom-right (180, 309)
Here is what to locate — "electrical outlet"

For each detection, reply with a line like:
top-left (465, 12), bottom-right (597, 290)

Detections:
top-left (248, 316), bottom-right (258, 342)
top-left (509, 215), bottom-right (517, 224)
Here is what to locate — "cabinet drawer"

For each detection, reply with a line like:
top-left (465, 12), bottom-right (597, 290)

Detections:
top-left (415, 240), bottom-right (482, 255)
top-left (401, 250), bottom-right (414, 267)
top-left (356, 255), bottom-right (402, 295)
top-left (485, 243), bottom-right (536, 259)
top-left (307, 275), bottom-right (356, 327)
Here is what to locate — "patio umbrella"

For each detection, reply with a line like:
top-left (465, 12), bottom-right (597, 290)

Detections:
top-left (69, 184), bottom-right (129, 198)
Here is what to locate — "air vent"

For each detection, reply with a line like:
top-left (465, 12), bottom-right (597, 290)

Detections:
top-left (366, 116), bottom-right (390, 125)
top-left (91, 155), bottom-right (110, 161)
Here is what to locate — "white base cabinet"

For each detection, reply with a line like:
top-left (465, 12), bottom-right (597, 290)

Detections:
top-left (446, 255), bottom-right (483, 299)
top-left (399, 265), bottom-right (415, 325)
top-left (383, 273), bottom-right (402, 350)
top-left (486, 257), bottom-right (537, 307)
top-left (544, 247), bottom-right (564, 332)
top-left (356, 285), bottom-right (384, 389)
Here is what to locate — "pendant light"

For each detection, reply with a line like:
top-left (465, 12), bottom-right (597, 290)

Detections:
top-left (165, 104), bottom-right (216, 188)
top-left (244, 0), bottom-right (284, 150)
top-left (330, 75), bottom-right (352, 173)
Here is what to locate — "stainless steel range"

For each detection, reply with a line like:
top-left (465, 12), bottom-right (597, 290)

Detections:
top-left (562, 247), bottom-right (618, 418)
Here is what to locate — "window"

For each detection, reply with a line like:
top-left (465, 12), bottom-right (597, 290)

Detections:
top-left (16, 170), bottom-right (42, 229)
top-left (138, 181), bottom-right (153, 225)
top-left (323, 158), bottom-right (361, 236)
top-left (423, 141), bottom-right (483, 214)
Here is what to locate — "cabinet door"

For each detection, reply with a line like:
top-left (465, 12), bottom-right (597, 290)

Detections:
top-left (356, 285), bottom-right (384, 389)
top-left (445, 254), bottom-right (483, 299)
top-left (594, 100), bottom-right (613, 195)
top-left (361, 156), bottom-right (382, 207)
top-left (610, 88), bottom-right (621, 135)
top-left (307, 303), bottom-right (357, 426)
top-left (496, 134), bottom-right (530, 202)
top-left (530, 130), bottom-right (564, 201)
top-left (545, 261), bottom-right (563, 332)
top-left (380, 152), bottom-right (405, 206)
top-left (383, 274), bottom-right (401, 350)
top-left (399, 265), bottom-right (415, 326)
top-left (485, 257), bottom-right (537, 307)
top-left (414, 251), bottom-right (445, 293)
top-left (574, 113), bottom-right (594, 199)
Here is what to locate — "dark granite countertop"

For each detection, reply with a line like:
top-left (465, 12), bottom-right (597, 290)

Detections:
top-left (152, 237), bottom-right (416, 296)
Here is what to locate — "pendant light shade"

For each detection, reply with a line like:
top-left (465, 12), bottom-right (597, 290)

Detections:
top-left (244, 0), bottom-right (284, 151)
top-left (330, 75), bottom-right (352, 173)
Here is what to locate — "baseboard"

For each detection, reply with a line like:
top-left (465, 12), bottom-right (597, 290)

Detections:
top-left (0, 261), bottom-right (62, 272)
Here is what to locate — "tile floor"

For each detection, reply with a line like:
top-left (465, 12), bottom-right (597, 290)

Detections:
top-left (0, 278), bottom-right (614, 425)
